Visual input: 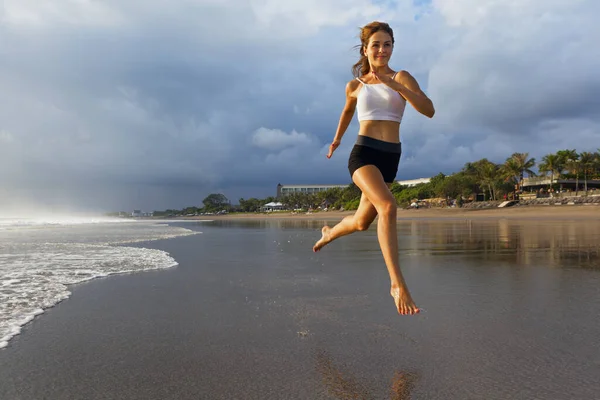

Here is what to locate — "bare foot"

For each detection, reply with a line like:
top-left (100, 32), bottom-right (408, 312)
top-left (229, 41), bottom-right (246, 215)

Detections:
top-left (313, 226), bottom-right (332, 252)
top-left (390, 287), bottom-right (420, 315)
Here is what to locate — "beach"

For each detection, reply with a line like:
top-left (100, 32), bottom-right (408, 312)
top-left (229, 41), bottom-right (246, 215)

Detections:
top-left (188, 203), bottom-right (600, 221)
top-left (1, 210), bottom-right (600, 399)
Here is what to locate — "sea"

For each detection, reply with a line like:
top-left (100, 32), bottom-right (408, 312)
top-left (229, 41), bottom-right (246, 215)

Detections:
top-left (0, 216), bottom-right (199, 349)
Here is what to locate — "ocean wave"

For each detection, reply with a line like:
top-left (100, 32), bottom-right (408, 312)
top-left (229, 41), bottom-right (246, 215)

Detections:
top-left (0, 221), bottom-right (198, 350)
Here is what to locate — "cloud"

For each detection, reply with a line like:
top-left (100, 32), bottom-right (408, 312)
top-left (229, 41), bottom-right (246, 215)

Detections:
top-left (1, 0), bottom-right (599, 212)
top-left (0, 130), bottom-right (13, 143)
top-left (249, 0), bottom-right (383, 34)
top-left (428, 0), bottom-right (600, 133)
top-left (251, 127), bottom-right (316, 151)
top-left (2, 0), bottom-right (124, 28)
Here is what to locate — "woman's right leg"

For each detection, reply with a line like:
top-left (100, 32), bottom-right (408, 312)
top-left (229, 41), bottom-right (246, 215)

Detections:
top-left (351, 165), bottom-right (419, 315)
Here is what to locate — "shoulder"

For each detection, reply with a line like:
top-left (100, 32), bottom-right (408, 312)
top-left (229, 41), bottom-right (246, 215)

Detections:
top-left (346, 78), bottom-right (362, 91)
top-left (394, 70), bottom-right (423, 91)
top-left (345, 78), bottom-right (362, 98)
top-left (394, 70), bottom-right (416, 83)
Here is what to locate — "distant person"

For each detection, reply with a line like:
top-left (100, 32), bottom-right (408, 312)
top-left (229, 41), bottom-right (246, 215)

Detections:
top-left (313, 21), bottom-right (435, 315)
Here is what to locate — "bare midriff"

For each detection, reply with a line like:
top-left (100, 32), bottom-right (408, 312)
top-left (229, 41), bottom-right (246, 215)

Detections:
top-left (358, 120), bottom-right (401, 143)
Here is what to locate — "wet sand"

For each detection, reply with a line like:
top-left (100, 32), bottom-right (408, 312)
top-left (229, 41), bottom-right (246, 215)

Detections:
top-left (1, 217), bottom-right (600, 399)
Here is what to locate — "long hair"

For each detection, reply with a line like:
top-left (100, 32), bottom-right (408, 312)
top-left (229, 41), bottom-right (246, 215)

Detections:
top-left (351, 21), bottom-right (395, 78)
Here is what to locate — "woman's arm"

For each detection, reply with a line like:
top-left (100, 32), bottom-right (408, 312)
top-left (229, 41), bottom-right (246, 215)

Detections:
top-left (328, 80), bottom-right (359, 158)
top-left (374, 70), bottom-right (435, 118)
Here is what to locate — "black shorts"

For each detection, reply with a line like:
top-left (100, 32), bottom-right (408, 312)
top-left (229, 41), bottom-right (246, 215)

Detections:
top-left (347, 136), bottom-right (402, 183)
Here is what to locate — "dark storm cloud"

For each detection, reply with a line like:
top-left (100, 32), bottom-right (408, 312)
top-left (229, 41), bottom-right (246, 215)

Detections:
top-left (1, 0), bottom-right (599, 212)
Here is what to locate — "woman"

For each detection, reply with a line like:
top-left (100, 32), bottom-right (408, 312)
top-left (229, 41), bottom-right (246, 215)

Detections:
top-left (312, 21), bottom-right (435, 316)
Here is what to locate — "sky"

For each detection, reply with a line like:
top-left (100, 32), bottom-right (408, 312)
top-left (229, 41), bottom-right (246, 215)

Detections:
top-left (1, 0), bottom-right (599, 213)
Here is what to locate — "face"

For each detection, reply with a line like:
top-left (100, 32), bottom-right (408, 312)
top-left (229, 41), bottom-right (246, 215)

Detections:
top-left (364, 31), bottom-right (393, 68)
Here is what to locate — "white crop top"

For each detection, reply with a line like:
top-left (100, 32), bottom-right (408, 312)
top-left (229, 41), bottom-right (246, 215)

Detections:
top-left (355, 74), bottom-right (406, 123)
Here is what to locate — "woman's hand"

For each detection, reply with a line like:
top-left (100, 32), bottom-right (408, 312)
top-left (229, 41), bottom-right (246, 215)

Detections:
top-left (327, 140), bottom-right (341, 158)
top-left (374, 69), bottom-right (436, 118)
top-left (372, 70), bottom-right (398, 89)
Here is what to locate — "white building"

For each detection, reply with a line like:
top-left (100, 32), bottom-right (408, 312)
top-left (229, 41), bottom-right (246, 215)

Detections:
top-left (396, 177), bottom-right (431, 187)
top-left (276, 183), bottom-right (350, 198)
top-left (131, 210), bottom-right (154, 217)
top-left (277, 177), bottom-right (431, 197)
top-left (261, 202), bottom-right (284, 212)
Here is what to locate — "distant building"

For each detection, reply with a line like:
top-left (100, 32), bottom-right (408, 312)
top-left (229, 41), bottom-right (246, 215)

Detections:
top-left (277, 183), bottom-right (349, 198)
top-left (522, 177), bottom-right (600, 191)
top-left (277, 177), bottom-right (431, 197)
top-left (396, 177), bottom-right (431, 187)
top-left (261, 202), bottom-right (284, 212)
top-left (131, 210), bottom-right (154, 217)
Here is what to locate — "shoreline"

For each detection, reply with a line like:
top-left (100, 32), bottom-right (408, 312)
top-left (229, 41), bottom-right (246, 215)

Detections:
top-left (166, 204), bottom-right (600, 221)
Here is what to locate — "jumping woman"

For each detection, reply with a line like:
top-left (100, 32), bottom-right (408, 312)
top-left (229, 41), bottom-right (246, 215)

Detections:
top-left (313, 21), bottom-right (435, 315)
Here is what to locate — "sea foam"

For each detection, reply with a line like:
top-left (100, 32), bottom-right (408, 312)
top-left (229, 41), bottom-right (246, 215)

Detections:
top-left (0, 219), bottom-right (199, 349)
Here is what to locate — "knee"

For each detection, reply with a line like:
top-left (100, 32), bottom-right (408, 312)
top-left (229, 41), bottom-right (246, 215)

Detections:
top-left (355, 219), bottom-right (372, 231)
top-left (378, 199), bottom-right (397, 217)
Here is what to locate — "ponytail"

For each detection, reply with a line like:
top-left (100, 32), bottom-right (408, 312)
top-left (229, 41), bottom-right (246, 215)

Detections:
top-left (351, 45), bottom-right (370, 78)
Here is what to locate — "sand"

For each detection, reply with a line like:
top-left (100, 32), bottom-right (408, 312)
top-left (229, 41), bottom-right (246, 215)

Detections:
top-left (1, 209), bottom-right (599, 399)
top-left (182, 204), bottom-right (600, 222)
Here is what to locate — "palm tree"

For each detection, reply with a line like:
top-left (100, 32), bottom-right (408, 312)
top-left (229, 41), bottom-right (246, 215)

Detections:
top-left (538, 154), bottom-right (563, 195)
top-left (556, 149), bottom-right (578, 166)
top-left (579, 152), bottom-right (595, 193)
top-left (504, 152), bottom-right (536, 194)
top-left (595, 150), bottom-right (600, 179)
top-left (557, 149), bottom-right (580, 194)
top-left (462, 161), bottom-right (478, 176)
top-left (472, 159), bottom-right (500, 200)
top-left (500, 158), bottom-right (521, 198)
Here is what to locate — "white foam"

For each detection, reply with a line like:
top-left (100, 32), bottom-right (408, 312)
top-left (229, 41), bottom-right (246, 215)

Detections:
top-left (0, 220), bottom-right (199, 349)
top-left (0, 216), bottom-right (131, 230)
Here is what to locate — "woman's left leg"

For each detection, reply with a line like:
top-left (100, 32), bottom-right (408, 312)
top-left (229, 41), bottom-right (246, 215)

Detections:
top-left (313, 191), bottom-right (378, 252)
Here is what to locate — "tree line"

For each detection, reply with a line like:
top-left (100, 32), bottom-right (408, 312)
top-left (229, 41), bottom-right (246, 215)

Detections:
top-left (152, 148), bottom-right (600, 216)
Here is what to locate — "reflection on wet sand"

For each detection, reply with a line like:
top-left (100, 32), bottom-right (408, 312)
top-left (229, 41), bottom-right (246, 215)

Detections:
top-left (390, 371), bottom-right (419, 400)
top-left (177, 217), bottom-right (600, 399)
top-left (207, 218), bottom-right (600, 269)
top-left (315, 349), bottom-right (419, 400)
top-left (399, 219), bottom-right (600, 268)
top-left (199, 219), bottom-right (327, 230)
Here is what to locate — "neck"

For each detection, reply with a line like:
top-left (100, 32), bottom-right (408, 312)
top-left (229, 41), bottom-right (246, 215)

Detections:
top-left (371, 65), bottom-right (391, 74)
